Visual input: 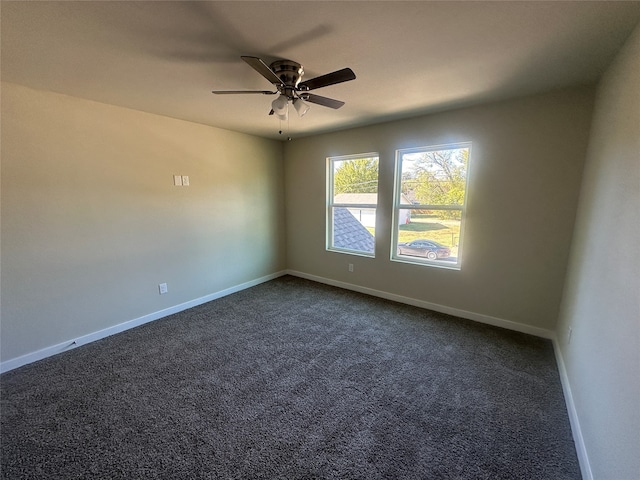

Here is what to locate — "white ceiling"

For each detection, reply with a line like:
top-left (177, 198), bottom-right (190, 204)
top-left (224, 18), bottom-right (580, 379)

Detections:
top-left (2, 1), bottom-right (639, 140)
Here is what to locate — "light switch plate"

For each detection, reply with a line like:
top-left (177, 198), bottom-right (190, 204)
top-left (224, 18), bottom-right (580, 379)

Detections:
top-left (173, 175), bottom-right (183, 186)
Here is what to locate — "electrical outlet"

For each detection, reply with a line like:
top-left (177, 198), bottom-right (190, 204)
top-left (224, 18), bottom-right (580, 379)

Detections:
top-left (348, 263), bottom-right (354, 272)
top-left (182, 175), bottom-right (190, 186)
top-left (159, 283), bottom-right (168, 295)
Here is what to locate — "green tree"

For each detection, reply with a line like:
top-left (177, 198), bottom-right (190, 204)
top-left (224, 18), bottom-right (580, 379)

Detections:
top-left (334, 158), bottom-right (379, 194)
top-left (411, 148), bottom-right (468, 219)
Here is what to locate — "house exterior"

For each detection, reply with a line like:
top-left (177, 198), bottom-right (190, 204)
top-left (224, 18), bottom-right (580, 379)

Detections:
top-left (333, 193), bottom-right (412, 227)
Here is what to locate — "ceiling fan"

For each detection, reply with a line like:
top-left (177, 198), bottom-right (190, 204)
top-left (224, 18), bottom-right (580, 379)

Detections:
top-left (212, 56), bottom-right (356, 120)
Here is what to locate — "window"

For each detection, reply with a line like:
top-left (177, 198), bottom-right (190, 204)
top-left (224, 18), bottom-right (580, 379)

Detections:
top-left (327, 153), bottom-right (379, 256)
top-left (392, 143), bottom-right (470, 269)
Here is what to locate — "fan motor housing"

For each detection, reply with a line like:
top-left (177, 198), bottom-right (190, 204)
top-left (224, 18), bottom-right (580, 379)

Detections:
top-left (270, 60), bottom-right (304, 88)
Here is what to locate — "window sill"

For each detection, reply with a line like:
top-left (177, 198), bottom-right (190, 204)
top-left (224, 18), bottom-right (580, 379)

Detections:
top-left (390, 256), bottom-right (461, 270)
top-left (328, 248), bottom-right (375, 258)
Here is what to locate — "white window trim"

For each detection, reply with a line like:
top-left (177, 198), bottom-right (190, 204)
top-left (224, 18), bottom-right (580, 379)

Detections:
top-left (326, 153), bottom-right (379, 257)
top-left (391, 143), bottom-right (471, 270)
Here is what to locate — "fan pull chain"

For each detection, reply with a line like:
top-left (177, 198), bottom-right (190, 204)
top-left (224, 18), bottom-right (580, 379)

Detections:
top-left (277, 105), bottom-right (292, 141)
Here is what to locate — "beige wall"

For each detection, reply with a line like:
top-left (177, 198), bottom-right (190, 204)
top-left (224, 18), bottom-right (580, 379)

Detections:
top-left (556, 26), bottom-right (640, 480)
top-left (284, 87), bottom-right (595, 331)
top-left (1, 83), bottom-right (285, 363)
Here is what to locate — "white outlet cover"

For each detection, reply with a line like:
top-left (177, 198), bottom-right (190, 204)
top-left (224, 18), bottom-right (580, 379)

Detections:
top-left (173, 175), bottom-right (182, 186)
top-left (182, 175), bottom-right (190, 186)
top-left (159, 283), bottom-right (168, 294)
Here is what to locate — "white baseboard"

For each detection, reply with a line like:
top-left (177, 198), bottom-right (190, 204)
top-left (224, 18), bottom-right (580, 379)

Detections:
top-left (552, 337), bottom-right (593, 480)
top-left (286, 270), bottom-right (555, 339)
top-left (0, 271), bottom-right (287, 374)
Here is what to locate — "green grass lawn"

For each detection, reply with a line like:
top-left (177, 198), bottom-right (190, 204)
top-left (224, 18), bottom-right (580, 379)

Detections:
top-left (399, 216), bottom-right (460, 247)
top-left (366, 214), bottom-right (461, 249)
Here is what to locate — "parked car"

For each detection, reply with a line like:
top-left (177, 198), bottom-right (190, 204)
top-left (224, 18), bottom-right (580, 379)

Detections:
top-left (397, 239), bottom-right (450, 260)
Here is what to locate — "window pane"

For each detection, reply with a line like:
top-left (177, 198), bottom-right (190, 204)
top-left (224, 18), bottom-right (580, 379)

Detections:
top-left (396, 210), bottom-right (461, 264)
top-left (400, 147), bottom-right (468, 206)
top-left (393, 143), bottom-right (470, 269)
top-left (333, 156), bottom-right (379, 202)
top-left (328, 154), bottom-right (379, 256)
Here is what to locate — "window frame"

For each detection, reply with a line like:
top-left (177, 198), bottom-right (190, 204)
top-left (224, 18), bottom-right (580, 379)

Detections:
top-left (326, 152), bottom-right (380, 257)
top-left (391, 143), bottom-right (471, 270)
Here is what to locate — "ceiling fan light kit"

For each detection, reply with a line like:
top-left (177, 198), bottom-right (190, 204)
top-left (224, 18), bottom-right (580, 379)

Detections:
top-left (293, 98), bottom-right (310, 117)
top-left (271, 94), bottom-right (289, 120)
top-left (212, 56), bottom-right (356, 122)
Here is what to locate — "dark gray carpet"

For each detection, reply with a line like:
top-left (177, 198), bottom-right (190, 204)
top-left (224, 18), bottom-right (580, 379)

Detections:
top-left (1, 275), bottom-right (580, 479)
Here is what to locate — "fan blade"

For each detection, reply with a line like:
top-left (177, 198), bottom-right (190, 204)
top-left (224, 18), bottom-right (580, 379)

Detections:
top-left (298, 68), bottom-right (356, 91)
top-left (212, 90), bottom-right (276, 95)
top-left (241, 56), bottom-right (284, 86)
top-left (304, 93), bottom-right (345, 109)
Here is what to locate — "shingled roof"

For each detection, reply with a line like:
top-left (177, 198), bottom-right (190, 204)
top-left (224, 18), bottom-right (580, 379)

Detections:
top-left (333, 207), bottom-right (375, 253)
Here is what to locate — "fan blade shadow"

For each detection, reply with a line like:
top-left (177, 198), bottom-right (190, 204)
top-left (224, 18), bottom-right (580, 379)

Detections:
top-left (267, 24), bottom-right (332, 53)
top-left (150, 3), bottom-right (332, 65)
top-left (159, 2), bottom-right (256, 64)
